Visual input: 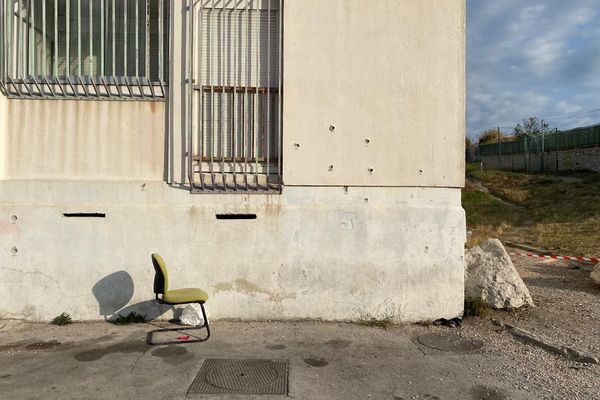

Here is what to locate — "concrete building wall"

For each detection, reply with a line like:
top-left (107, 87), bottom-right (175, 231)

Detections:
top-left (0, 100), bottom-right (165, 181)
top-left (0, 0), bottom-right (466, 322)
top-left (283, 0), bottom-right (466, 187)
top-left (0, 182), bottom-right (464, 322)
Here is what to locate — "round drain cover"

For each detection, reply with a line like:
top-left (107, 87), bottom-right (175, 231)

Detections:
top-left (205, 361), bottom-right (280, 390)
top-left (417, 333), bottom-right (483, 353)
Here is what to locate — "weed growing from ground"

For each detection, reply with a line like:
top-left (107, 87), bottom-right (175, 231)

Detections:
top-left (355, 300), bottom-right (403, 329)
top-left (51, 312), bottom-right (73, 326)
top-left (111, 312), bottom-right (147, 325)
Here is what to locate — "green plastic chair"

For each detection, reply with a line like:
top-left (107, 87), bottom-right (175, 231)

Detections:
top-left (146, 254), bottom-right (210, 345)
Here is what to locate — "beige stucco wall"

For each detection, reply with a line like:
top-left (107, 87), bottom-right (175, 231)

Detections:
top-left (283, 0), bottom-right (466, 187)
top-left (0, 0), bottom-right (466, 322)
top-left (0, 181), bottom-right (465, 322)
top-left (0, 99), bottom-right (165, 181)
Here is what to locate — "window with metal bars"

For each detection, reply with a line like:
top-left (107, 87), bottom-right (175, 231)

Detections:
top-left (0, 0), bottom-right (169, 99)
top-left (189, 1), bottom-right (282, 193)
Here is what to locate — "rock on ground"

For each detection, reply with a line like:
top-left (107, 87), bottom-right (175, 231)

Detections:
top-left (465, 239), bottom-right (534, 309)
top-left (591, 263), bottom-right (600, 286)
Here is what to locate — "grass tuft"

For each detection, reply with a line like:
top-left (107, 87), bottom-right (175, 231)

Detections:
top-left (110, 312), bottom-right (147, 325)
top-left (356, 301), bottom-right (402, 329)
top-left (51, 312), bottom-right (73, 326)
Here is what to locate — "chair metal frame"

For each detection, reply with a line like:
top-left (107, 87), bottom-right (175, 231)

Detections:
top-left (146, 254), bottom-right (211, 346)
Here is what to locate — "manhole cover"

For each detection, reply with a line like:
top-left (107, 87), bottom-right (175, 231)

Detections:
top-left (417, 333), bottom-right (483, 353)
top-left (188, 359), bottom-right (288, 395)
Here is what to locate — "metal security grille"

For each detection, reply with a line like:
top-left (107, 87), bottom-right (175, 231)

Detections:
top-left (0, 0), bottom-right (169, 99)
top-left (188, 0), bottom-right (282, 193)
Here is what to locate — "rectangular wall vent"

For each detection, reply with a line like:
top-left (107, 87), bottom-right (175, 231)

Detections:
top-left (216, 214), bottom-right (257, 220)
top-left (63, 213), bottom-right (106, 218)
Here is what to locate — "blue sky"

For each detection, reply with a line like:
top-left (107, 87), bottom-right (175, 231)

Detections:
top-left (467, 0), bottom-right (600, 139)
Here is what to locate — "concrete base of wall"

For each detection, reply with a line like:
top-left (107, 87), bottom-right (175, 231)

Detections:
top-left (0, 181), bottom-right (465, 322)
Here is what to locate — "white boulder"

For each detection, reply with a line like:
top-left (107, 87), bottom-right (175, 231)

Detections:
top-left (465, 239), bottom-right (534, 309)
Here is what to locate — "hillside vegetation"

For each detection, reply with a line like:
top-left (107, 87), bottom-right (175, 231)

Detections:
top-left (463, 165), bottom-right (600, 258)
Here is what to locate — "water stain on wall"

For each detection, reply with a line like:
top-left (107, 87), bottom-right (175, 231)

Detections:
top-left (214, 279), bottom-right (296, 302)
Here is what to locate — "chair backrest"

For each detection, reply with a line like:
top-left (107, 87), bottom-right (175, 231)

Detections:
top-left (151, 254), bottom-right (169, 295)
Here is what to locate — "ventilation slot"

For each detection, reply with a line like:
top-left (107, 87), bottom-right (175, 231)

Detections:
top-left (63, 213), bottom-right (106, 218)
top-left (216, 214), bottom-right (257, 220)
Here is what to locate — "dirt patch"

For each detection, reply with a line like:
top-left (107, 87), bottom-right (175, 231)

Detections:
top-left (303, 358), bottom-right (328, 367)
top-left (74, 340), bottom-right (151, 362)
top-left (326, 339), bottom-right (352, 349)
top-left (0, 339), bottom-right (64, 353)
top-left (471, 385), bottom-right (508, 400)
top-left (265, 344), bottom-right (286, 350)
top-left (25, 340), bottom-right (62, 351)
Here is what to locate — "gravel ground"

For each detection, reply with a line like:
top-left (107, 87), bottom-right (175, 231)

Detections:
top-left (459, 251), bottom-right (600, 400)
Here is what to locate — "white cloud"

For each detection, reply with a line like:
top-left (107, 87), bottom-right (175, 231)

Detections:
top-left (467, 0), bottom-right (600, 137)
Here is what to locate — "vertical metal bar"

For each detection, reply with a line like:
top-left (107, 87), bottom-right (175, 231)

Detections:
top-left (231, 4), bottom-right (237, 189)
top-left (124, 0), bottom-right (127, 77)
top-left (135, 0), bottom-right (138, 77)
top-left (277, 0), bottom-right (282, 191)
top-left (28, 0), bottom-right (36, 75)
top-left (66, 0), bottom-right (70, 76)
top-left (158, 0), bottom-right (162, 81)
top-left (187, 0), bottom-right (194, 189)
top-left (0, 0), bottom-right (4, 85)
top-left (7, 0), bottom-right (14, 78)
top-left (210, 0), bottom-right (215, 189)
top-left (111, 0), bottom-right (115, 77)
top-left (0, 0), bottom-right (3, 84)
top-left (29, 0), bottom-right (33, 75)
top-left (144, 0), bottom-right (149, 81)
top-left (16, 0), bottom-right (21, 77)
top-left (220, 0), bottom-right (225, 189)
top-left (254, 2), bottom-right (259, 190)
top-left (100, 0), bottom-right (104, 76)
top-left (243, 0), bottom-right (249, 190)
top-left (0, 0), bottom-right (4, 84)
top-left (266, 0), bottom-right (271, 189)
top-left (197, 0), bottom-right (204, 189)
top-left (89, 0), bottom-right (93, 76)
top-left (54, 0), bottom-right (57, 75)
top-left (42, 0), bottom-right (47, 76)
top-left (77, 0), bottom-right (81, 75)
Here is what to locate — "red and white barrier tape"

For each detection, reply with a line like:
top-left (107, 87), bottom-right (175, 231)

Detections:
top-left (509, 251), bottom-right (599, 264)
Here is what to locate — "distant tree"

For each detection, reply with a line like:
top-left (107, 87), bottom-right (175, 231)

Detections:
top-left (465, 136), bottom-right (472, 148)
top-left (513, 117), bottom-right (554, 139)
top-left (478, 128), bottom-right (509, 144)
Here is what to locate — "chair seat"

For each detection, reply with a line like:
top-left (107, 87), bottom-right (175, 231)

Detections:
top-left (163, 288), bottom-right (209, 304)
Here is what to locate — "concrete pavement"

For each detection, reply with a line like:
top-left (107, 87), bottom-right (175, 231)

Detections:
top-left (0, 320), bottom-right (527, 400)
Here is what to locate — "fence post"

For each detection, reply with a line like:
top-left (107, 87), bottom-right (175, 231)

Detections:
top-left (540, 120), bottom-right (545, 172)
top-left (497, 126), bottom-right (501, 169)
top-left (524, 137), bottom-right (529, 173)
top-left (555, 129), bottom-right (559, 173)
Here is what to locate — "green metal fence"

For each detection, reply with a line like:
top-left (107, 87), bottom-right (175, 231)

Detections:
top-left (477, 124), bottom-right (600, 157)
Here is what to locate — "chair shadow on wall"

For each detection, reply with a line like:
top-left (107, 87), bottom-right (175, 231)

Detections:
top-left (92, 271), bottom-right (173, 322)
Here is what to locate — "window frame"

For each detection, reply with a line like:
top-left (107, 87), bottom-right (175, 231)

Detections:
top-left (0, 0), bottom-right (169, 100)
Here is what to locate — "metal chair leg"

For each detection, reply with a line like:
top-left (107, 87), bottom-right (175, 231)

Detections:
top-left (146, 302), bottom-right (210, 346)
